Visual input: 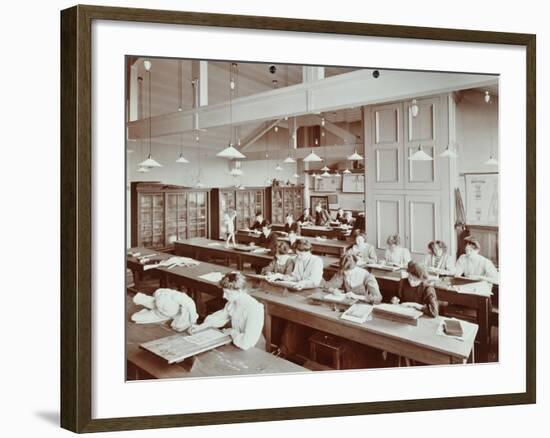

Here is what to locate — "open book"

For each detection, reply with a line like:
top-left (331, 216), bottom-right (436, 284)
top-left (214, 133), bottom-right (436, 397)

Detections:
top-left (140, 328), bottom-right (231, 364)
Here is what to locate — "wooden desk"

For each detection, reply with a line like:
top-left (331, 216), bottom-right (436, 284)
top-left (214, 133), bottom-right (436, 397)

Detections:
top-left (323, 264), bottom-right (493, 363)
top-left (126, 295), bottom-right (307, 379)
top-left (236, 231), bottom-right (349, 257)
top-left (272, 224), bottom-right (350, 240)
top-left (250, 288), bottom-right (478, 365)
top-left (126, 248), bottom-right (173, 289)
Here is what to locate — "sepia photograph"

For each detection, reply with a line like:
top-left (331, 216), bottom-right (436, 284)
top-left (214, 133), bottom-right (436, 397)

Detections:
top-left (125, 57), bottom-right (500, 379)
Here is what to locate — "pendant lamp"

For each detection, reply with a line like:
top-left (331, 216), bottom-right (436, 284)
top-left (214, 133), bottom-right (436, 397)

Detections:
top-left (139, 60), bottom-right (162, 168)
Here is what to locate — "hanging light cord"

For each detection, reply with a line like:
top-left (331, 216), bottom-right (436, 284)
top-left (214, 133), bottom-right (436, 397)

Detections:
top-left (148, 69), bottom-right (152, 156)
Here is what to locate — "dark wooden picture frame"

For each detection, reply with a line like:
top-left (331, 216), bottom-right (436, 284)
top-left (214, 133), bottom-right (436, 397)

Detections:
top-left (60, 4), bottom-right (536, 433)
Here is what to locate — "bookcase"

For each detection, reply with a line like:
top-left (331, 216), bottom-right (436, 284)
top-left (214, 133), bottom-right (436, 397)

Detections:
top-left (265, 186), bottom-right (304, 225)
top-left (210, 187), bottom-right (265, 240)
top-left (131, 182), bottom-right (209, 250)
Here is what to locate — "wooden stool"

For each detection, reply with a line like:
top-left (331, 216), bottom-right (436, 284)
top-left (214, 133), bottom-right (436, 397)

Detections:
top-left (308, 332), bottom-right (346, 370)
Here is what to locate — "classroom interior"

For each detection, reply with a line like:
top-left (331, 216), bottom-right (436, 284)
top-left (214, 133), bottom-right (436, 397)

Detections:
top-left (125, 57), bottom-right (500, 380)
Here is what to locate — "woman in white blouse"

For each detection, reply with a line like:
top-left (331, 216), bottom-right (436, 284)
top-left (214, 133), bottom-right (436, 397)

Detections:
top-left (424, 240), bottom-right (455, 274)
top-left (384, 234), bottom-right (411, 267)
top-left (189, 272), bottom-right (264, 350)
top-left (349, 232), bottom-right (377, 264)
top-left (455, 236), bottom-right (499, 283)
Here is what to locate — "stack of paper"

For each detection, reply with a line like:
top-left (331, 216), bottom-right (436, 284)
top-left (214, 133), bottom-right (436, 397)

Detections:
top-left (341, 303), bottom-right (374, 324)
top-left (373, 303), bottom-right (423, 326)
top-left (199, 272), bottom-right (225, 283)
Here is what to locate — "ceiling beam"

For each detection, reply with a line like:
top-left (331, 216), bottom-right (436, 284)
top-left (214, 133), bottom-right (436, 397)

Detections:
top-left (240, 120), bottom-right (282, 151)
top-left (127, 69), bottom-right (497, 140)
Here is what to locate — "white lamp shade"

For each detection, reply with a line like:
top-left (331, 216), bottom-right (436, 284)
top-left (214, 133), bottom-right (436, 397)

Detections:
top-left (283, 156), bottom-right (296, 164)
top-left (485, 156), bottom-right (498, 165)
top-left (321, 170), bottom-right (331, 177)
top-left (216, 144), bottom-right (246, 159)
top-left (176, 153), bottom-right (189, 163)
top-left (347, 150), bottom-right (364, 160)
top-left (439, 146), bottom-right (458, 158)
top-left (275, 164), bottom-right (283, 171)
top-left (293, 173), bottom-right (300, 179)
top-left (321, 165), bottom-right (330, 171)
top-left (195, 181), bottom-right (204, 188)
top-left (143, 60), bottom-right (152, 71)
top-left (303, 151), bottom-right (323, 162)
top-left (139, 154), bottom-right (163, 168)
top-left (409, 146), bottom-right (433, 161)
top-left (343, 168), bottom-right (351, 174)
top-left (411, 99), bottom-right (419, 117)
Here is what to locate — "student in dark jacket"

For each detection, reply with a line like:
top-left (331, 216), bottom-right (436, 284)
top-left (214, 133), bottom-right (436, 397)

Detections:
top-left (314, 204), bottom-right (331, 226)
top-left (297, 208), bottom-right (314, 225)
top-left (352, 212), bottom-right (366, 234)
top-left (335, 208), bottom-right (345, 222)
top-left (258, 221), bottom-right (278, 253)
top-left (250, 212), bottom-right (267, 231)
top-left (395, 261), bottom-right (439, 317)
top-left (283, 214), bottom-right (301, 235)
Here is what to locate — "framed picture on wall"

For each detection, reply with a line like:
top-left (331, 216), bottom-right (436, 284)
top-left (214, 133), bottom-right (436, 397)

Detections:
top-left (61, 4), bottom-right (535, 433)
top-left (342, 173), bottom-right (365, 193)
top-left (464, 173), bottom-right (499, 226)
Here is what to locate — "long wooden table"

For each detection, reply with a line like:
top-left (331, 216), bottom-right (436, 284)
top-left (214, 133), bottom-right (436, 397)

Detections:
top-left (126, 295), bottom-right (307, 379)
top-left (323, 263), bottom-right (494, 362)
top-left (250, 287), bottom-right (478, 365)
top-left (235, 230), bottom-right (350, 257)
top-left (271, 224), bottom-right (351, 240)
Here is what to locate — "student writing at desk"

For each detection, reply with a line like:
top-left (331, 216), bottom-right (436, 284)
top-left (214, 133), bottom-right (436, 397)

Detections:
top-left (395, 261), bottom-right (439, 317)
top-left (261, 241), bottom-right (295, 276)
top-left (384, 234), bottom-right (412, 267)
top-left (348, 232), bottom-right (377, 264)
top-left (273, 239), bottom-right (323, 289)
top-left (335, 208), bottom-right (345, 222)
top-left (283, 213), bottom-right (301, 235)
top-left (314, 203), bottom-right (331, 226)
top-left (250, 212), bottom-right (267, 231)
top-left (297, 207), bottom-right (314, 226)
top-left (455, 236), bottom-right (499, 283)
top-left (324, 253), bottom-right (382, 304)
top-left (424, 240), bottom-right (455, 273)
top-left (189, 272), bottom-right (264, 350)
top-left (258, 221), bottom-right (278, 253)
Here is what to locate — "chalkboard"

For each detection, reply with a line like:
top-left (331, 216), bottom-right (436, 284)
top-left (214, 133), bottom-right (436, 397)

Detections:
top-left (342, 173), bottom-right (365, 193)
top-left (464, 173), bottom-right (499, 226)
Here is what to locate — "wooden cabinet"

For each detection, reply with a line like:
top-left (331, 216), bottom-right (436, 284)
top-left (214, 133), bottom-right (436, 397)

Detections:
top-left (131, 182), bottom-right (209, 250)
top-left (210, 188), bottom-right (265, 240)
top-left (266, 186), bottom-right (304, 225)
top-left (371, 194), bottom-right (440, 261)
top-left (365, 95), bottom-right (453, 260)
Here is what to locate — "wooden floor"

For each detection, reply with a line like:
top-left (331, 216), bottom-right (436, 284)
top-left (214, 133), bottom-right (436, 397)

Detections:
top-left (126, 264), bottom-right (499, 371)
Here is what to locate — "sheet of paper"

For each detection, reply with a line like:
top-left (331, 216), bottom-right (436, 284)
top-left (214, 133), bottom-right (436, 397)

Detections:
top-left (323, 293), bottom-right (347, 303)
top-left (453, 280), bottom-right (492, 297)
top-left (208, 242), bottom-right (222, 246)
top-left (186, 328), bottom-right (228, 345)
top-left (199, 272), bottom-right (225, 283)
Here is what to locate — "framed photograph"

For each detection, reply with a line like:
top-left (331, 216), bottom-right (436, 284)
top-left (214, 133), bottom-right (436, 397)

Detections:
top-left (61, 4), bottom-right (536, 433)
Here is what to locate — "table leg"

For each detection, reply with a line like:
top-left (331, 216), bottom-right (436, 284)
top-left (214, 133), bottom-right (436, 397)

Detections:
top-left (477, 297), bottom-right (490, 362)
top-left (263, 304), bottom-right (272, 353)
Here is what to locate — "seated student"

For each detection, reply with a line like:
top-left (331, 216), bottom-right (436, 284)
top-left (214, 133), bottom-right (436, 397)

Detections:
top-left (287, 229), bottom-right (299, 248)
top-left (261, 241), bottom-right (295, 276)
top-left (324, 253), bottom-right (382, 304)
top-left (455, 236), bottom-right (499, 283)
top-left (283, 213), bottom-right (301, 235)
top-left (335, 208), bottom-right (345, 222)
top-left (280, 238), bottom-right (324, 289)
top-left (424, 240), bottom-right (455, 273)
top-left (189, 272), bottom-right (264, 350)
top-left (297, 207), bottom-right (314, 225)
top-left (384, 234), bottom-right (412, 267)
top-left (352, 212), bottom-right (366, 234)
top-left (349, 232), bottom-right (377, 264)
top-left (394, 261), bottom-right (439, 317)
top-left (258, 221), bottom-right (278, 253)
top-left (250, 212), bottom-right (267, 231)
top-left (340, 211), bottom-right (355, 227)
top-left (314, 203), bottom-right (331, 226)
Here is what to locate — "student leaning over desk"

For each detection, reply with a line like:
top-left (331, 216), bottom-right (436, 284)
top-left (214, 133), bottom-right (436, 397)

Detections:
top-left (281, 238), bottom-right (324, 289)
top-left (261, 241), bottom-right (295, 276)
top-left (349, 232), bottom-right (378, 264)
top-left (395, 261), bottom-right (439, 317)
top-left (324, 253), bottom-right (382, 304)
top-left (189, 272), bottom-right (264, 350)
top-left (424, 240), bottom-right (455, 273)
